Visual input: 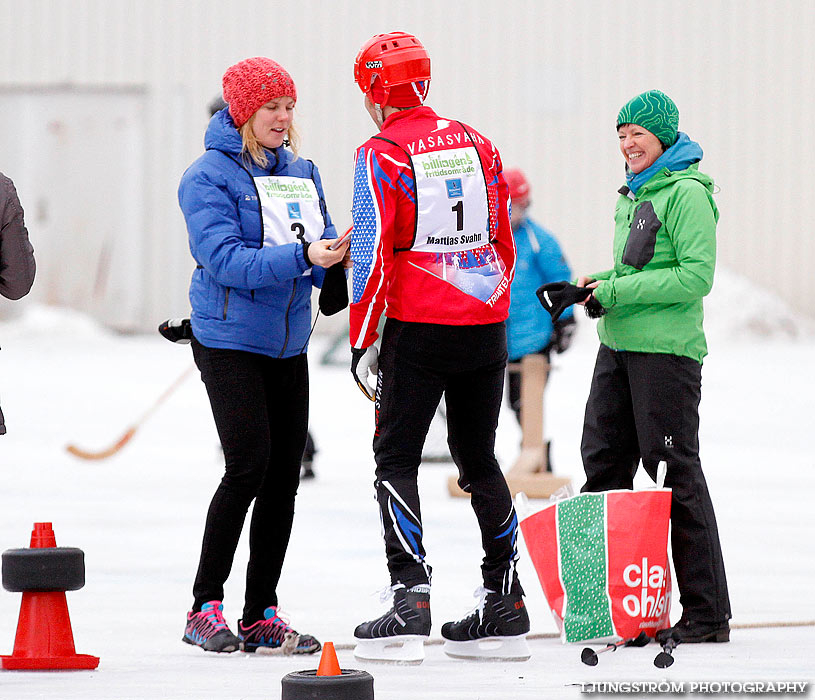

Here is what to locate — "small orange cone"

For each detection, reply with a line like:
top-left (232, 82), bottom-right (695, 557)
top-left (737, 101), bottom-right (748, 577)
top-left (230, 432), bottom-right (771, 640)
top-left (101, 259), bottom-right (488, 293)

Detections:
top-left (316, 641), bottom-right (341, 676)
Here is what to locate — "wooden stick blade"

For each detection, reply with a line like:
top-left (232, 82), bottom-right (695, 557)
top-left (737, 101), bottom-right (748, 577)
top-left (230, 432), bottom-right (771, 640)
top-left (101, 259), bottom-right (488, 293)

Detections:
top-left (65, 427), bottom-right (137, 461)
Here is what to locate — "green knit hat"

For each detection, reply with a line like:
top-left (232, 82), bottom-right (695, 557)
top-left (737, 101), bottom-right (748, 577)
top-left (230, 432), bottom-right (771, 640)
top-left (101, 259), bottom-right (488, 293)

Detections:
top-left (616, 89), bottom-right (679, 147)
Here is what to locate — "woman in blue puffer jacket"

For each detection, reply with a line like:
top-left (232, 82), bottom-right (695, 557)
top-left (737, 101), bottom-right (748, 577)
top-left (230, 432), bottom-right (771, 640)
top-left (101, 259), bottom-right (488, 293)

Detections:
top-left (177, 57), bottom-right (347, 656)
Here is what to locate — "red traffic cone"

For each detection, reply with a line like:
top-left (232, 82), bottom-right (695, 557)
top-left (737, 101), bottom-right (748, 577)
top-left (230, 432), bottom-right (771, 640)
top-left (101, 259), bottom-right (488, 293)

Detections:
top-left (1, 522), bottom-right (99, 670)
top-left (316, 641), bottom-right (341, 676)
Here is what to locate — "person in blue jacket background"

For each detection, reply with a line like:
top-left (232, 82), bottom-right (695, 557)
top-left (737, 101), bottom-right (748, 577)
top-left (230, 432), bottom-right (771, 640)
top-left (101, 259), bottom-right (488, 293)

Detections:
top-left (177, 57), bottom-right (347, 655)
top-left (504, 168), bottom-right (575, 431)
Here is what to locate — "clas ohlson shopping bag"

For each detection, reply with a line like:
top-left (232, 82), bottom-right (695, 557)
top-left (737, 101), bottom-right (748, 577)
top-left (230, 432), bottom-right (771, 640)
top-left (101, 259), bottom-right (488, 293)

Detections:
top-left (519, 475), bottom-right (672, 644)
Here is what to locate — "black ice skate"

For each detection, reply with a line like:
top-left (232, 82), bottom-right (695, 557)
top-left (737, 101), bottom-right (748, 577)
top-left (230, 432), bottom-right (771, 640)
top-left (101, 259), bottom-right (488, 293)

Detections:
top-left (441, 588), bottom-right (531, 661)
top-left (353, 584), bottom-right (431, 664)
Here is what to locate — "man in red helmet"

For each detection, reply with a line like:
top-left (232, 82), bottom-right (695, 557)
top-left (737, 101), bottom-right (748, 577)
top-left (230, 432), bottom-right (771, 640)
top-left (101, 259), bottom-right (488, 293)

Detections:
top-left (348, 32), bottom-right (529, 664)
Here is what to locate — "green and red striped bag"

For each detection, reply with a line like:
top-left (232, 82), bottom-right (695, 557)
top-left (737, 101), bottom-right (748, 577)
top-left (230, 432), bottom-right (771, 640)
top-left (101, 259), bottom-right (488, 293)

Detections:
top-left (520, 488), bottom-right (672, 643)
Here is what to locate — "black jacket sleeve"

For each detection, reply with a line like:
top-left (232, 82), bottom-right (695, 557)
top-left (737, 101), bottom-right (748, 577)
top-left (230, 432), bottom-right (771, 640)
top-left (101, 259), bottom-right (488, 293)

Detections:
top-left (0, 173), bottom-right (36, 300)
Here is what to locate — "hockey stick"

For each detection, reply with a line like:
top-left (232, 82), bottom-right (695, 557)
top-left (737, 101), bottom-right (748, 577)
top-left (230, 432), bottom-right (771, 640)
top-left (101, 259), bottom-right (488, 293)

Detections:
top-left (65, 365), bottom-right (196, 460)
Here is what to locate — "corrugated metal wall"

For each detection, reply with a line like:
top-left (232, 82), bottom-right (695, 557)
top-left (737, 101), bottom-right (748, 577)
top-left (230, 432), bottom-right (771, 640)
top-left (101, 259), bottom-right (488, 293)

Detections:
top-left (1, 0), bottom-right (812, 328)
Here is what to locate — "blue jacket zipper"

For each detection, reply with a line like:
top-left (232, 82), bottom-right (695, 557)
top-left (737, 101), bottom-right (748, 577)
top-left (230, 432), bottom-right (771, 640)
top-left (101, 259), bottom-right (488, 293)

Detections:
top-left (278, 281), bottom-right (297, 357)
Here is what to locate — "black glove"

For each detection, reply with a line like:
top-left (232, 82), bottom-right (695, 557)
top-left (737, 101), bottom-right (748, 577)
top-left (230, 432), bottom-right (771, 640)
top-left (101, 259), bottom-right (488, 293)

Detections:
top-left (158, 318), bottom-right (192, 344)
top-left (536, 281), bottom-right (592, 321)
top-left (350, 346), bottom-right (378, 401)
top-left (318, 262), bottom-right (349, 316)
top-left (584, 296), bottom-right (608, 319)
top-left (551, 316), bottom-right (577, 353)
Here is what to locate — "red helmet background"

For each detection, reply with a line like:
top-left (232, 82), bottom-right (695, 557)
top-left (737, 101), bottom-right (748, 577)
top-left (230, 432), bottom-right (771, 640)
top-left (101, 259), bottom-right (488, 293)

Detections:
top-left (503, 168), bottom-right (531, 208)
top-left (354, 32), bottom-right (431, 107)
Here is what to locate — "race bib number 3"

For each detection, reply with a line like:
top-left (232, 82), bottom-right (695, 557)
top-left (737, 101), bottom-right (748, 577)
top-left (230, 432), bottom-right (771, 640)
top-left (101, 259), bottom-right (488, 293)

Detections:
top-left (254, 175), bottom-right (323, 248)
top-left (412, 146), bottom-right (489, 253)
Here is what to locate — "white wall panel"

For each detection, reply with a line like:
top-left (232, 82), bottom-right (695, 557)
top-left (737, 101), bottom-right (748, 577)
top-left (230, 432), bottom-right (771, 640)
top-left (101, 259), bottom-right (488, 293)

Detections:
top-left (0, 0), bottom-right (812, 328)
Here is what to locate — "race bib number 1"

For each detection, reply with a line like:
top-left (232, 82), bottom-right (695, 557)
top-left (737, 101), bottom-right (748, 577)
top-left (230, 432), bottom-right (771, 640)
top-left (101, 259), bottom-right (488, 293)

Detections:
top-left (408, 146), bottom-right (504, 304)
top-left (411, 146), bottom-right (489, 253)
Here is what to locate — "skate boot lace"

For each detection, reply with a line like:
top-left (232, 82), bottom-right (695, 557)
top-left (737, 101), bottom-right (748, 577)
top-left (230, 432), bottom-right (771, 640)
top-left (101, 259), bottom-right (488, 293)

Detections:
top-left (372, 582), bottom-right (403, 606)
top-left (452, 586), bottom-right (490, 625)
top-left (357, 583), bottom-right (401, 624)
top-left (357, 582), bottom-right (431, 638)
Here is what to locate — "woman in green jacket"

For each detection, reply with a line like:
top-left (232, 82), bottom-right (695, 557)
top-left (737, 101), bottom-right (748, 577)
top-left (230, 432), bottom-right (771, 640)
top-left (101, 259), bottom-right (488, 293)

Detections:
top-left (577, 90), bottom-right (731, 644)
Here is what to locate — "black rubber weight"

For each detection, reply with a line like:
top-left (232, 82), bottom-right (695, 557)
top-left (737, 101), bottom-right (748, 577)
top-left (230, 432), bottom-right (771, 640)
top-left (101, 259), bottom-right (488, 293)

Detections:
top-left (281, 669), bottom-right (374, 700)
top-left (2, 547), bottom-right (85, 592)
top-left (580, 648), bottom-right (599, 666)
top-left (654, 650), bottom-right (675, 668)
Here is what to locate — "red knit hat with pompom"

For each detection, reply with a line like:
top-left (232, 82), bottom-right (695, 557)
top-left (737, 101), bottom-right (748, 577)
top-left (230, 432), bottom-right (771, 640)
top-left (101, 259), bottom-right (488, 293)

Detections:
top-left (222, 57), bottom-right (297, 128)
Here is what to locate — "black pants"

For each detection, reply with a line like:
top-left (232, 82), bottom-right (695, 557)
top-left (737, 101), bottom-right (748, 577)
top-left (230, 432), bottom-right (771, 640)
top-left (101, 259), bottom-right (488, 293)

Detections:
top-left (191, 338), bottom-right (308, 623)
top-left (581, 345), bottom-right (731, 623)
top-left (373, 319), bottom-right (523, 596)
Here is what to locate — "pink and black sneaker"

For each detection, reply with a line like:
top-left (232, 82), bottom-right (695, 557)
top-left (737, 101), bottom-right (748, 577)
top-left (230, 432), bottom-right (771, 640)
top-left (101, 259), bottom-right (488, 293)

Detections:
top-left (183, 600), bottom-right (241, 653)
top-left (238, 606), bottom-right (321, 655)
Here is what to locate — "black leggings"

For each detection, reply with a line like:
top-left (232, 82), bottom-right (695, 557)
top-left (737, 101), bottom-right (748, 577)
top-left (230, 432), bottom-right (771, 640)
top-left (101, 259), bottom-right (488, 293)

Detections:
top-left (190, 339), bottom-right (308, 623)
top-left (373, 319), bottom-right (523, 596)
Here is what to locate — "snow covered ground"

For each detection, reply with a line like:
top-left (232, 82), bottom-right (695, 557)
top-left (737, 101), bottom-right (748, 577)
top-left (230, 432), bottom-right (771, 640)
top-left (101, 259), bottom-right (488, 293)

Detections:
top-left (0, 271), bottom-right (813, 698)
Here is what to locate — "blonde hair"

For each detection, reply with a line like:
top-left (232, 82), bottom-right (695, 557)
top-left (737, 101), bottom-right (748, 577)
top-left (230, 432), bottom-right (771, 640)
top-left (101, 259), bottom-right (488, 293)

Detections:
top-left (239, 115), bottom-right (300, 169)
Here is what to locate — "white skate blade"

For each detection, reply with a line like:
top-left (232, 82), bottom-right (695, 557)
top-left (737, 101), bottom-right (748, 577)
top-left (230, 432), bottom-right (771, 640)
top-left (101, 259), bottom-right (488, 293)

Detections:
top-left (353, 635), bottom-right (426, 664)
top-left (443, 635), bottom-right (531, 662)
